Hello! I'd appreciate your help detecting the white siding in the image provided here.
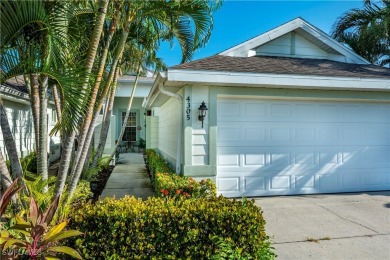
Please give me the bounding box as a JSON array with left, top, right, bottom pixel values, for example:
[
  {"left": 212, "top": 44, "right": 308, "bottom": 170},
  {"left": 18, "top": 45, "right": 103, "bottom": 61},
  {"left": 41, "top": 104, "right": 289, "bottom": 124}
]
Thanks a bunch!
[
  {"left": 191, "top": 86, "right": 209, "bottom": 165},
  {"left": 146, "top": 116, "right": 158, "bottom": 149},
  {"left": 0, "top": 99, "right": 60, "bottom": 162},
  {"left": 154, "top": 96, "right": 180, "bottom": 165},
  {"left": 0, "top": 100, "right": 35, "bottom": 158},
  {"left": 255, "top": 32, "right": 345, "bottom": 61}
]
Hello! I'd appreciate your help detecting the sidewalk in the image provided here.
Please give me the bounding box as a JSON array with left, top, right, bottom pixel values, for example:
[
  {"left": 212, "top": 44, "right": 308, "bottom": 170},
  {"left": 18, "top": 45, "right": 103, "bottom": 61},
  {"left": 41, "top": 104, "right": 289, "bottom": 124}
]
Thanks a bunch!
[{"left": 101, "top": 153, "right": 155, "bottom": 200}]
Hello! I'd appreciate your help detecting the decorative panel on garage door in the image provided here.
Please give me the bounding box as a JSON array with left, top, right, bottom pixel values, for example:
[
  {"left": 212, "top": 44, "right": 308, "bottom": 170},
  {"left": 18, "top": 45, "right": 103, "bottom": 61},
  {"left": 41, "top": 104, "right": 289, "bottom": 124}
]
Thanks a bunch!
[{"left": 217, "top": 98, "right": 390, "bottom": 197}]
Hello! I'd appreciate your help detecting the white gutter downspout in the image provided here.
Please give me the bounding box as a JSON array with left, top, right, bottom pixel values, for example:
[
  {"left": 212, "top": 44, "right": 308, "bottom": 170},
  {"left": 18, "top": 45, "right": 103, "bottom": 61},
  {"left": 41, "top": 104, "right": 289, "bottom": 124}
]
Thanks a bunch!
[{"left": 158, "top": 83, "right": 183, "bottom": 174}]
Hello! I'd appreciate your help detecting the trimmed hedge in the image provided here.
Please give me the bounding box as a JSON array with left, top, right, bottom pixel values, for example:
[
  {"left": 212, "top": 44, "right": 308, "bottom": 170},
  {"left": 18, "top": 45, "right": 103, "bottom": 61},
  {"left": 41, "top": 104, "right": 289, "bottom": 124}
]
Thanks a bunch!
[
  {"left": 145, "top": 149, "right": 216, "bottom": 199},
  {"left": 68, "top": 196, "right": 275, "bottom": 259}
]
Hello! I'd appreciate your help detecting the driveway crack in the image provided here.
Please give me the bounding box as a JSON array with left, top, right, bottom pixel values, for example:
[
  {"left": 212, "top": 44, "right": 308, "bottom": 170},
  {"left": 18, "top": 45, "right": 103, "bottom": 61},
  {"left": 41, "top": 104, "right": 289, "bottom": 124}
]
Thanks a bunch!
[{"left": 316, "top": 204, "right": 380, "bottom": 235}]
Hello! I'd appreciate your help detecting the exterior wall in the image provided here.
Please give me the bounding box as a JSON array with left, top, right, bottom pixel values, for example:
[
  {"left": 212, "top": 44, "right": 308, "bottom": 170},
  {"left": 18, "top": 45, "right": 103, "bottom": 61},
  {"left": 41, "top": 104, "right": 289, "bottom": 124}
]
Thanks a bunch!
[
  {"left": 93, "top": 115, "right": 116, "bottom": 154},
  {"left": 0, "top": 98, "right": 60, "bottom": 163},
  {"left": 182, "top": 85, "right": 215, "bottom": 180},
  {"left": 255, "top": 32, "right": 345, "bottom": 61},
  {"left": 113, "top": 97, "right": 146, "bottom": 142},
  {"left": 153, "top": 94, "right": 181, "bottom": 168},
  {"left": 146, "top": 116, "right": 158, "bottom": 149}
]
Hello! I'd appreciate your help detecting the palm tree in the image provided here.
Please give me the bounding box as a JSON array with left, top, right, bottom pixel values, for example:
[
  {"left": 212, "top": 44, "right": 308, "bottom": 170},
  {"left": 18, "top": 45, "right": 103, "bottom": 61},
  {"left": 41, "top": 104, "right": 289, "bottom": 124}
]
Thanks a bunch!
[
  {"left": 332, "top": 0, "right": 390, "bottom": 66},
  {"left": 0, "top": 95, "right": 23, "bottom": 179},
  {"left": 66, "top": 0, "right": 221, "bottom": 201},
  {"left": 0, "top": 0, "right": 100, "bottom": 193}
]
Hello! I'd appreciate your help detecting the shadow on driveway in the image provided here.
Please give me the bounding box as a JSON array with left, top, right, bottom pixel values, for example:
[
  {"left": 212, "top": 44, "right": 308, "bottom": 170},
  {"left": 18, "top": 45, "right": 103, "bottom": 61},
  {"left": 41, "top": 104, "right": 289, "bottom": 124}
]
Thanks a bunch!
[{"left": 254, "top": 191, "right": 390, "bottom": 260}]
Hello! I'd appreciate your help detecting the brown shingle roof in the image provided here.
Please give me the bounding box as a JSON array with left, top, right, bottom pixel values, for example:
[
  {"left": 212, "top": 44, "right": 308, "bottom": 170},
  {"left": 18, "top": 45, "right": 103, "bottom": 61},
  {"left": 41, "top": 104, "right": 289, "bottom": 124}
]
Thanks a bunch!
[{"left": 171, "top": 55, "right": 390, "bottom": 79}]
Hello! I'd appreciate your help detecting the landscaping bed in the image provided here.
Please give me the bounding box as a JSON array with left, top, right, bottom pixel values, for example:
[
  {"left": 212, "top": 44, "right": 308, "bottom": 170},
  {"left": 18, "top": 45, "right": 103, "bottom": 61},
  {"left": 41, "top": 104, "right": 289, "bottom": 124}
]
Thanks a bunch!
[{"left": 66, "top": 150, "right": 275, "bottom": 259}]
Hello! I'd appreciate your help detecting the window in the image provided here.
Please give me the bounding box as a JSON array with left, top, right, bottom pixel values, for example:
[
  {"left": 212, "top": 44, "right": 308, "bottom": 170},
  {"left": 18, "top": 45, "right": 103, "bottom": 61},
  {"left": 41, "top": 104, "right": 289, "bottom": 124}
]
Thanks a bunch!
[
  {"left": 122, "top": 112, "right": 136, "bottom": 142},
  {"left": 51, "top": 110, "right": 57, "bottom": 124}
]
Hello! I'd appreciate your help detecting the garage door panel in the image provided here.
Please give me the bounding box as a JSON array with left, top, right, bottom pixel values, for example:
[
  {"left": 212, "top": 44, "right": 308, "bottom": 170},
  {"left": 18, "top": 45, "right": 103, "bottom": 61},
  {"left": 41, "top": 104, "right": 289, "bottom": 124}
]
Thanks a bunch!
[{"left": 217, "top": 98, "right": 390, "bottom": 197}]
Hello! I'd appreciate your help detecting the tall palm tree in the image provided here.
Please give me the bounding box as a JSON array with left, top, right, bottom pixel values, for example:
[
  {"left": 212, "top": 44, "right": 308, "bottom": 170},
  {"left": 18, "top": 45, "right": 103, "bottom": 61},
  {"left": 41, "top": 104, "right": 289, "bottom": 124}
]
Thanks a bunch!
[
  {"left": 332, "top": 0, "right": 390, "bottom": 66},
  {"left": 0, "top": 0, "right": 98, "bottom": 192},
  {"left": 66, "top": 0, "right": 221, "bottom": 201}
]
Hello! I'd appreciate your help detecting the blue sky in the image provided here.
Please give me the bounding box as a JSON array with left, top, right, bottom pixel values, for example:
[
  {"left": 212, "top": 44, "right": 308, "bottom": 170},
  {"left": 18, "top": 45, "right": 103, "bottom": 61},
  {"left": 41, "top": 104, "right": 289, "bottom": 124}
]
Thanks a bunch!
[{"left": 158, "top": 0, "right": 364, "bottom": 67}]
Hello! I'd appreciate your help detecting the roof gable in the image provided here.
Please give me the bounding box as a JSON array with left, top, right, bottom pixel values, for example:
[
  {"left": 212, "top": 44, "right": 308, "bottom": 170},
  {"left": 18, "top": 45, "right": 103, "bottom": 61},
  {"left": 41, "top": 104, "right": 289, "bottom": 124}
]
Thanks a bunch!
[{"left": 219, "top": 18, "right": 369, "bottom": 64}]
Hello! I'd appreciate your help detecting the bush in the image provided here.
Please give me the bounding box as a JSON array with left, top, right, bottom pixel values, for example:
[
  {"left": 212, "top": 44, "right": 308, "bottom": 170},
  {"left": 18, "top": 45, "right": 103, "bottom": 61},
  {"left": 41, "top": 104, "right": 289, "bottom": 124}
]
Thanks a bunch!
[
  {"left": 155, "top": 172, "right": 216, "bottom": 199},
  {"left": 67, "top": 196, "right": 275, "bottom": 259},
  {"left": 146, "top": 149, "right": 216, "bottom": 199}
]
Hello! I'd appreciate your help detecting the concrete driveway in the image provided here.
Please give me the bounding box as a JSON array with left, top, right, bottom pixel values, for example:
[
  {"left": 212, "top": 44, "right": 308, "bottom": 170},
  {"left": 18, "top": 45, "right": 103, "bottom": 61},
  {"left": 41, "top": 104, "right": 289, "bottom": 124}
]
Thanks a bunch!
[{"left": 254, "top": 191, "right": 390, "bottom": 260}]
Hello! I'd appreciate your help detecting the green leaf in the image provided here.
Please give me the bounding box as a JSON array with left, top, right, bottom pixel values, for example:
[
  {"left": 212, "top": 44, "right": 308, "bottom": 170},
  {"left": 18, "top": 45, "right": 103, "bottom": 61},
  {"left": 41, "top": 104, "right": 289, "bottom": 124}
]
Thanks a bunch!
[
  {"left": 3, "top": 238, "right": 26, "bottom": 250},
  {"left": 15, "top": 215, "right": 30, "bottom": 226},
  {"left": 43, "top": 221, "right": 67, "bottom": 241},
  {"left": 47, "top": 246, "right": 82, "bottom": 259},
  {"left": 45, "top": 257, "right": 61, "bottom": 260},
  {"left": 44, "top": 230, "right": 83, "bottom": 243}
]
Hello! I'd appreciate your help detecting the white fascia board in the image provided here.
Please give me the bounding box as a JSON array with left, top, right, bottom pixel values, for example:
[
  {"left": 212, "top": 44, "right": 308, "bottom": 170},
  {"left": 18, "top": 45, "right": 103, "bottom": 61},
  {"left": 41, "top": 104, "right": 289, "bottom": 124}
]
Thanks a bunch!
[
  {"left": 220, "top": 18, "right": 369, "bottom": 65},
  {"left": 118, "top": 78, "right": 155, "bottom": 84},
  {"left": 299, "top": 22, "right": 369, "bottom": 64},
  {"left": 144, "top": 72, "right": 167, "bottom": 108},
  {"left": 167, "top": 69, "right": 390, "bottom": 91},
  {"left": 220, "top": 19, "right": 301, "bottom": 56}
]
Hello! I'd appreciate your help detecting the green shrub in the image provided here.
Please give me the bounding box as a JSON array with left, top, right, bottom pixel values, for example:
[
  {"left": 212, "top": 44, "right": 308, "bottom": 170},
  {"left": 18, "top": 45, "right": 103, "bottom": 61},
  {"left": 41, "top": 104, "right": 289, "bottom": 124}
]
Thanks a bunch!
[
  {"left": 155, "top": 172, "right": 216, "bottom": 199},
  {"left": 67, "top": 196, "right": 275, "bottom": 259},
  {"left": 146, "top": 149, "right": 216, "bottom": 199}
]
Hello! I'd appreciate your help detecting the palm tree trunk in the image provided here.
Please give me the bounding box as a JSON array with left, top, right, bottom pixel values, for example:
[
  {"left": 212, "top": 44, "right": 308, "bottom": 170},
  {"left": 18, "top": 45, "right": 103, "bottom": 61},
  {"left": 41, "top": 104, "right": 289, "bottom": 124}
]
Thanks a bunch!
[
  {"left": 69, "top": 8, "right": 121, "bottom": 179},
  {"left": 53, "top": 131, "right": 75, "bottom": 198},
  {"left": 38, "top": 75, "right": 48, "bottom": 191},
  {"left": 91, "top": 64, "right": 120, "bottom": 168},
  {"left": 0, "top": 148, "right": 13, "bottom": 191},
  {"left": 52, "top": 83, "right": 62, "bottom": 124},
  {"left": 30, "top": 74, "right": 40, "bottom": 151},
  {"left": 0, "top": 96, "right": 23, "bottom": 179},
  {"left": 67, "top": 14, "right": 134, "bottom": 201},
  {"left": 110, "top": 64, "right": 141, "bottom": 159},
  {"left": 53, "top": 0, "right": 109, "bottom": 198}
]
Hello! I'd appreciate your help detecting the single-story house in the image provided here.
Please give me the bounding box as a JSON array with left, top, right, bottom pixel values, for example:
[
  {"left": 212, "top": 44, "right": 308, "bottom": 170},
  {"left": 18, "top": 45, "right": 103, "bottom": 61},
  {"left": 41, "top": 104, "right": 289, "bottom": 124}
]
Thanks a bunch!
[
  {"left": 144, "top": 17, "right": 390, "bottom": 197},
  {"left": 93, "top": 75, "right": 154, "bottom": 154},
  {"left": 0, "top": 77, "right": 60, "bottom": 163}
]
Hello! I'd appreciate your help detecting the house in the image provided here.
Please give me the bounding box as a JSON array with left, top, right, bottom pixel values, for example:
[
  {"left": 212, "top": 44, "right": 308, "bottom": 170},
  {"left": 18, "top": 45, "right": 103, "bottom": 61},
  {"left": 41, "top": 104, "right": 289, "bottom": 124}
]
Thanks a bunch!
[
  {"left": 144, "top": 18, "right": 390, "bottom": 197},
  {"left": 0, "top": 74, "right": 154, "bottom": 164},
  {"left": 0, "top": 77, "right": 61, "bottom": 163},
  {"left": 94, "top": 75, "right": 154, "bottom": 154}
]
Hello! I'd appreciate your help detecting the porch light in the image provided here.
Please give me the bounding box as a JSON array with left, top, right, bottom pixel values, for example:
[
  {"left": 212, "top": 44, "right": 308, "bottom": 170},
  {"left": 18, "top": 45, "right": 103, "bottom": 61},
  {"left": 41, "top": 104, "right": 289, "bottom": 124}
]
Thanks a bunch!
[{"left": 198, "top": 101, "right": 208, "bottom": 128}]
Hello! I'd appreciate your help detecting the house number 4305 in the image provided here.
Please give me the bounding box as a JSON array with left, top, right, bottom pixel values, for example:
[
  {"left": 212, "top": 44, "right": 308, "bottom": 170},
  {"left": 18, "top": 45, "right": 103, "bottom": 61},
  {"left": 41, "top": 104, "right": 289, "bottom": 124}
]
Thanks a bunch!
[{"left": 186, "top": 96, "right": 191, "bottom": 120}]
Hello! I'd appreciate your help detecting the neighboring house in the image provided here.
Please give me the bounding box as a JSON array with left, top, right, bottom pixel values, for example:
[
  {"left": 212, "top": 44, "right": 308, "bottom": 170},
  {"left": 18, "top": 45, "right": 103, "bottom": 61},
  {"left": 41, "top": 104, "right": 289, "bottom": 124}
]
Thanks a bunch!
[
  {"left": 145, "top": 18, "right": 390, "bottom": 197},
  {"left": 0, "top": 77, "right": 61, "bottom": 163},
  {"left": 94, "top": 75, "right": 154, "bottom": 154}
]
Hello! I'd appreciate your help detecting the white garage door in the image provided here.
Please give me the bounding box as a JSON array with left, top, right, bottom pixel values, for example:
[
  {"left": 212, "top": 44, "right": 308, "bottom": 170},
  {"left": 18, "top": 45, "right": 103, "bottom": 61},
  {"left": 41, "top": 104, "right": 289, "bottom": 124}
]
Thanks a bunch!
[{"left": 217, "top": 97, "right": 390, "bottom": 197}]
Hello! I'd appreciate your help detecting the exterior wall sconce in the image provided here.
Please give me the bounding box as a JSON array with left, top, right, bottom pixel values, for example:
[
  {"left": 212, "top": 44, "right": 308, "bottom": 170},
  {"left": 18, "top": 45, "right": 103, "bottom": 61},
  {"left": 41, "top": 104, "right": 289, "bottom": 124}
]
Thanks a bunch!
[{"left": 198, "top": 101, "right": 208, "bottom": 128}]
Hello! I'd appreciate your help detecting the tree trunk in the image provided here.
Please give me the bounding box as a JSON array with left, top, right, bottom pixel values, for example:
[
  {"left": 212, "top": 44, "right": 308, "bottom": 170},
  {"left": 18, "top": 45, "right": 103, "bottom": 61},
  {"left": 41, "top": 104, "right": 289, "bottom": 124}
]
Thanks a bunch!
[
  {"left": 91, "top": 64, "right": 120, "bottom": 168},
  {"left": 0, "top": 96, "right": 23, "bottom": 179},
  {"left": 54, "top": 0, "right": 109, "bottom": 197},
  {"left": 0, "top": 148, "right": 13, "bottom": 191},
  {"left": 81, "top": 135, "right": 93, "bottom": 178},
  {"left": 67, "top": 15, "right": 133, "bottom": 201},
  {"left": 52, "top": 83, "right": 62, "bottom": 124},
  {"left": 53, "top": 131, "right": 75, "bottom": 198},
  {"left": 110, "top": 64, "right": 141, "bottom": 159},
  {"left": 38, "top": 75, "right": 48, "bottom": 192},
  {"left": 69, "top": 8, "right": 121, "bottom": 179},
  {"left": 30, "top": 74, "right": 40, "bottom": 151}
]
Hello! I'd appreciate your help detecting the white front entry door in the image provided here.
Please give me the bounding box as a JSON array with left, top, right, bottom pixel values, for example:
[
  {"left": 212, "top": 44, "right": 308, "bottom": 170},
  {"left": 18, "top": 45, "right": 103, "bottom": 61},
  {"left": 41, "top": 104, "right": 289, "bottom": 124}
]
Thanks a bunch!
[{"left": 217, "top": 97, "right": 390, "bottom": 197}]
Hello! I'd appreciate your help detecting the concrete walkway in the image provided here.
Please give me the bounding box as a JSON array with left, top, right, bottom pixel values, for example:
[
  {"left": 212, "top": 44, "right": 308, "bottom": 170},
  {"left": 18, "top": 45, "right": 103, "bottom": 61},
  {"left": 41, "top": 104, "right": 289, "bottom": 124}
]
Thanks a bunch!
[
  {"left": 254, "top": 191, "right": 390, "bottom": 260},
  {"left": 101, "top": 153, "right": 154, "bottom": 200}
]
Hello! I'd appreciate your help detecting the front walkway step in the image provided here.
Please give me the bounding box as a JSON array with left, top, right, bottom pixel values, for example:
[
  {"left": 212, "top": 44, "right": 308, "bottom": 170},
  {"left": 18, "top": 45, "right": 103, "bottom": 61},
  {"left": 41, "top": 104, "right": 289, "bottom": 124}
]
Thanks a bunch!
[{"left": 101, "top": 153, "right": 154, "bottom": 200}]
